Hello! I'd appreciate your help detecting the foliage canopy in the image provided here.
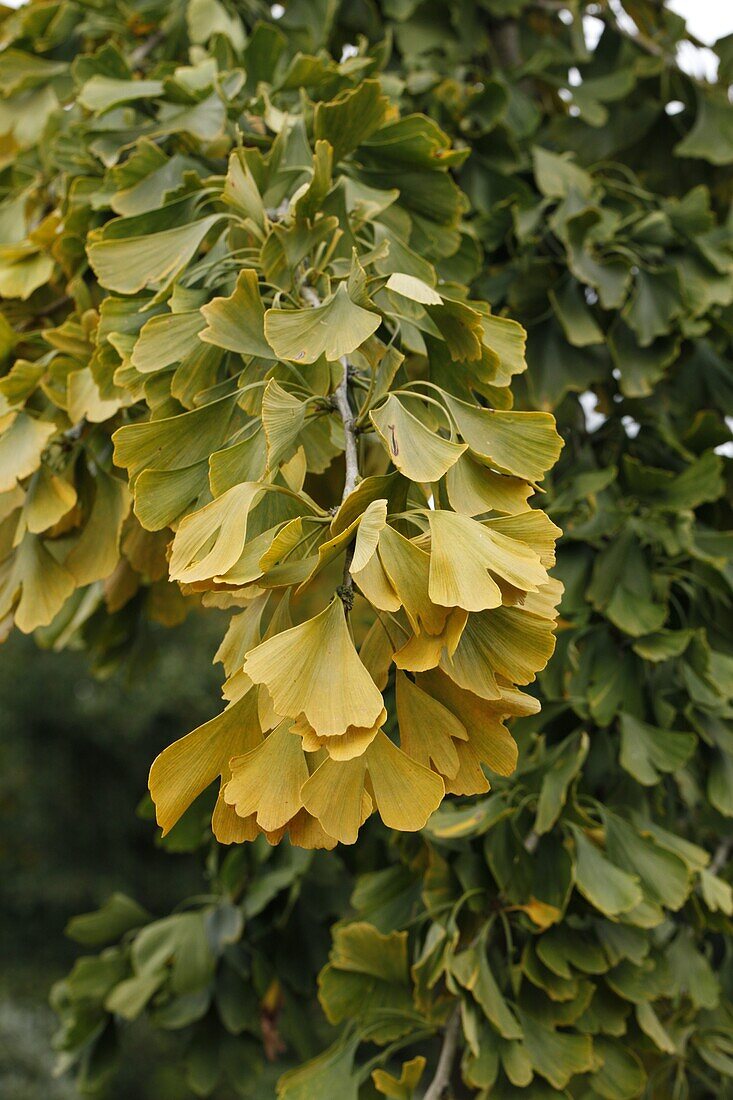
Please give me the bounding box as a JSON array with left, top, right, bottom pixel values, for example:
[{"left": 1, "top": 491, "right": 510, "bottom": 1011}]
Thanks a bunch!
[{"left": 0, "top": 0, "right": 732, "bottom": 1097}]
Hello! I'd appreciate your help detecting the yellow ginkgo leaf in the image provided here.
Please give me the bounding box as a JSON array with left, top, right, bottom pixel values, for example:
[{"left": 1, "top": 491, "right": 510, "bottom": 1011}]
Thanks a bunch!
[
  {"left": 0, "top": 412, "right": 55, "bottom": 493},
  {"left": 442, "top": 598, "right": 557, "bottom": 698},
  {"left": 378, "top": 524, "right": 450, "bottom": 636},
  {"left": 486, "top": 510, "right": 562, "bottom": 569},
  {"left": 439, "top": 611, "right": 502, "bottom": 700},
  {"left": 168, "top": 482, "right": 262, "bottom": 584},
  {"left": 427, "top": 511, "right": 502, "bottom": 612},
  {"left": 393, "top": 607, "right": 467, "bottom": 673},
  {"left": 385, "top": 272, "right": 442, "bottom": 305},
  {"left": 519, "top": 576, "right": 564, "bottom": 618},
  {"left": 292, "top": 707, "right": 387, "bottom": 761},
  {"left": 296, "top": 499, "right": 388, "bottom": 593},
  {"left": 395, "top": 672, "right": 466, "bottom": 779},
  {"left": 265, "top": 808, "right": 338, "bottom": 851},
  {"left": 212, "top": 790, "right": 260, "bottom": 845},
  {"left": 371, "top": 393, "right": 466, "bottom": 483},
  {"left": 301, "top": 755, "right": 373, "bottom": 844},
  {"left": 224, "top": 720, "right": 309, "bottom": 832},
  {"left": 0, "top": 485, "right": 24, "bottom": 524},
  {"left": 149, "top": 689, "right": 262, "bottom": 835},
  {"left": 365, "top": 730, "right": 445, "bottom": 832},
  {"left": 257, "top": 682, "right": 282, "bottom": 733},
  {"left": 23, "top": 466, "right": 77, "bottom": 535},
  {"left": 214, "top": 595, "right": 268, "bottom": 701},
  {"left": 330, "top": 473, "right": 405, "bottom": 535},
  {"left": 351, "top": 499, "right": 388, "bottom": 573},
  {"left": 66, "top": 470, "right": 131, "bottom": 586},
  {"left": 480, "top": 313, "right": 528, "bottom": 386},
  {"left": 359, "top": 617, "right": 395, "bottom": 692},
  {"left": 0, "top": 532, "right": 75, "bottom": 633},
  {"left": 302, "top": 730, "right": 443, "bottom": 842},
  {"left": 445, "top": 738, "right": 492, "bottom": 797},
  {"left": 352, "top": 547, "right": 401, "bottom": 612},
  {"left": 67, "top": 367, "right": 125, "bottom": 424},
  {"left": 489, "top": 602, "right": 559, "bottom": 682},
  {"left": 419, "top": 668, "right": 518, "bottom": 778},
  {"left": 445, "top": 393, "right": 563, "bottom": 482},
  {"left": 242, "top": 597, "right": 385, "bottom": 737},
  {"left": 428, "top": 511, "right": 548, "bottom": 611},
  {"left": 446, "top": 452, "right": 533, "bottom": 517}
]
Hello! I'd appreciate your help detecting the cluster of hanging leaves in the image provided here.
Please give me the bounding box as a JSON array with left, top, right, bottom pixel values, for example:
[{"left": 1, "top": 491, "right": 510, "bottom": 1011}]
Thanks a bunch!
[
  {"left": 2, "top": 0, "right": 732, "bottom": 1097},
  {"left": 0, "top": 0, "right": 563, "bottom": 857}
]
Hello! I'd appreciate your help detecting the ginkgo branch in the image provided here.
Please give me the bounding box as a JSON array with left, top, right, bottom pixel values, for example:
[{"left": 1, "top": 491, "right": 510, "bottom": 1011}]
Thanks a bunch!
[
  {"left": 335, "top": 357, "right": 359, "bottom": 504},
  {"left": 422, "top": 1005, "right": 461, "bottom": 1100},
  {"left": 130, "top": 29, "right": 164, "bottom": 67},
  {"left": 710, "top": 838, "right": 733, "bottom": 876},
  {"left": 300, "top": 284, "right": 360, "bottom": 602}
]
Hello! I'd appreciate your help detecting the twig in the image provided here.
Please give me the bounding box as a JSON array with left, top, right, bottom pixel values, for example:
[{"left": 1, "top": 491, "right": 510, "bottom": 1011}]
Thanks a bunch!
[
  {"left": 17, "top": 293, "right": 73, "bottom": 331},
  {"left": 301, "top": 285, "right": 360, "bottom": 607},
  {"left": 130, "top": 29, "right": 164, "bottom": 68},
  {"left": 266, "top": 199, "right": 291, "bottom": 222},
  {"left": 710, "top": 838, "right": 733, "bottom": 877},
  {"left": 335, "top": 358, "right": 359, "bottom": 504},
  {"left": 334, "top": 357, "right": 358, "bottom": 609},
  {"left": 423, "top": 1006, "right": 461, "bottom": 1100}
]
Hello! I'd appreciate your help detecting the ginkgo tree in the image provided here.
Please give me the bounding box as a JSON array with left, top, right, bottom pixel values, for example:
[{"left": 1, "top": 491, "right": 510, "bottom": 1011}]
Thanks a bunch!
[
  {"left": 0, "top": 11, "right": 561, "bottom": 852},
  {"left": 2, "top": 0, "right": 732, "bottom": 1098}
]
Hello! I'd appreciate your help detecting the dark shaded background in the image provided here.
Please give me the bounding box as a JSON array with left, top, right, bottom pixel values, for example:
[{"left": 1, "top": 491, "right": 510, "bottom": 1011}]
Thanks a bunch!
[{"left": 0, "top": 616, "right": 225, "bottom": 1099}]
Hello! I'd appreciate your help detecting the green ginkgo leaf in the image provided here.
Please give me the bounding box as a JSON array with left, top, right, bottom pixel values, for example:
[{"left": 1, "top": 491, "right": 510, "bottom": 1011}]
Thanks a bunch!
[
  {"left": 113, "top": 395, "right": 238, "bottom": 481},
  {"left": 78, "top": 76, "right": 165, "bottom": 113},
  {"left": 570, "top": 826, "right": 643, "bottom": 917},
  {"left": 88, "top": 214, "right": 223, "bottom": 294},
  {"left": 131, "top": 311, "right": 206, "bottom": 373},
  {"left": 264, "top": 283, "right": 380, "bottom": 364},
  {"left": 314, "top": 79, "right": 392, "bottom": 162},
  {"left": 199, "top": 269, "right": 274, "bottom": 358}
]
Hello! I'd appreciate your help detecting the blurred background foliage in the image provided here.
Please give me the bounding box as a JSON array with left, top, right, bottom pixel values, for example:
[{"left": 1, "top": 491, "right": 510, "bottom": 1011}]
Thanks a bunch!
[{"left": 0, "top": 616, "right": 224, "bottom": 1099}]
